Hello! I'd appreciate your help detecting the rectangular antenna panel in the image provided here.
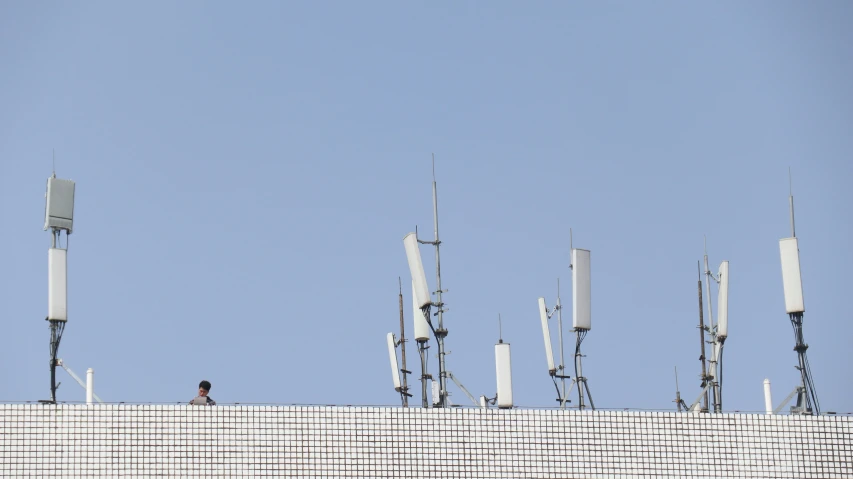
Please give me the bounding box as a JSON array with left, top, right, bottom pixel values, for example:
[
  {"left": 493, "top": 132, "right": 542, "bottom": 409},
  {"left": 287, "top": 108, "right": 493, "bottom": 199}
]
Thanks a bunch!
[
  {"left": 538, "top": 297, "right": 556, "bottom": 373},
  {"left": 412, "top": 281, "right": 430, "bottom": 341},
  {"left": 779, "top": 238, "right": 804, "bottom": 313},
  {"left": 386, "top": 333, "right": 401, "bottom": 391},
  {"left": 48, "top": 248, "right": 68, "bottom": 321},
  {"left": 572, "top": 249, "right": 591, "bottom": 330},
  {"left": 403, "top": 233, "right": 431, "bottom": 308},
  {"left": 431, "top": 380, "right": 440, "bottom": 407},
  {"left": 495, "top": 343, "right": 513, "bottom": 409},
  {"left": 716, "top": 261, "right": 729, "bottom": 339},
  {"left": 44, "top": 177, "right": 75, "bottom": 233}
]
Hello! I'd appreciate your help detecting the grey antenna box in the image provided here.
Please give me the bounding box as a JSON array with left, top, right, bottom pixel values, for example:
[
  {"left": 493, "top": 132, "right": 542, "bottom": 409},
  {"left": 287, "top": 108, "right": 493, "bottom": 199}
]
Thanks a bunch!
[{"left": 44, "top": 177, "right": 75, "bottom": 233}]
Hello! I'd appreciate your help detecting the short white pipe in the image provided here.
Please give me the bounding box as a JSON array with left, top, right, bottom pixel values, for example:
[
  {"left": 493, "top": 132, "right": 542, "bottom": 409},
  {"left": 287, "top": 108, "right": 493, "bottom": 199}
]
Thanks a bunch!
[
  {"left": 86, "top": 368, "right": 94, "bottom": 405},
  {"left": 763, "top": 378, "right": 773, "bottom": 415}
]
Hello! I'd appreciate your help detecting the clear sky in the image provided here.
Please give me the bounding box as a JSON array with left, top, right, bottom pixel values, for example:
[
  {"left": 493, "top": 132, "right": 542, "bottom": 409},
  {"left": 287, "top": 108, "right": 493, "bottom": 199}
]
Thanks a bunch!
[{"left": 1, "top": 2, "right": 851, "bottom": 413}]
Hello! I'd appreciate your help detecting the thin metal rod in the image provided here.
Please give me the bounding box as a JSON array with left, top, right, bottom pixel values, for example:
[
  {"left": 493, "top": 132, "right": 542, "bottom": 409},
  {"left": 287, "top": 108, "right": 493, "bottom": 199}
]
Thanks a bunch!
[
  {"left": 789, "top": 167, "right": 796, "bottom": 238},
  {"left": 418, "top": 342, "right": 429, "bottom": 408},
  {"left": 49, "top": 321, "right": 63, "bottom": 403},
  {"left": 557, "top": 279, "right": 566, "bottom": 409},
  {"left": 398, "top": 278, "right": 408, "bottom": 407},
  {"left": 697, "top": 261, "right": 709, "bottom": 413},
  {"left": 703, "top": 237, "right": 720, "bottom": 413},
  {"left": 576, "top": 345, "right": 584, "bottom": 410},
  {"left": 582, "top": 378, "right": 595, "bottom": 410},
  {"left": 674, "top": 367, "right": 683, "bottom": 412},
  {"left": 431, "top": 154, "right": 448, "bottom": 407},
  {"left": 703, "top": 238, "right": 715, "bottom": 330}
]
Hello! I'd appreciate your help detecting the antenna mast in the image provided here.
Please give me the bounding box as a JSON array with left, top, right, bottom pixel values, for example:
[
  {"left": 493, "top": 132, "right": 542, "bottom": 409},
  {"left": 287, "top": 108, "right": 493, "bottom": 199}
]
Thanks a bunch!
[
  {"left": 570, "top": 238, "right": 594, "bottom": 410},
  {"left": 40, "top": 173, "right": 75, "bottom": 404},
  {"left": 688, "top": 240, "right": 730, "bottom": 414},
  {"left": 702, "top": 238, "right": 720, "bottom": 413},
  {"left": 776, "top": 171, "right": 820, "bottom": 415},
  {"left": 696, "top": 261, "right": 710, "bottom": 413},
  {"left": 397, "top": 278, "right": 411, "bottom": 406},
  {"left": 417, "top": 154, "right": 449, "bottom": 407}
]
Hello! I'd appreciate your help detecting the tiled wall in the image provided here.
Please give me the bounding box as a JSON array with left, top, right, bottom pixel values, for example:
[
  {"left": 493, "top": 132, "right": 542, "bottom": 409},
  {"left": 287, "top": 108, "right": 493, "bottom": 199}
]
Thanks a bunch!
[{"left": 0, "top": 404, "right": 850, "bottom": 478}]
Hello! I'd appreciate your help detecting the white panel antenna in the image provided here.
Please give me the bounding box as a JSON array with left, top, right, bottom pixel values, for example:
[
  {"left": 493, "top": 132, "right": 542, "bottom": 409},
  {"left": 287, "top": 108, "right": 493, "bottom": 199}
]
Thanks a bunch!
[
  {"left": 572, "top": 248, "right": 591, "bottom": 331},
  {"left": 48, "top": 248, "right": 68, "bottom": 321},
  {"left": 44, "top": 177, "right": 75, "bottom": 233},
  {"left": 538, "top": 297, "right": 556, "bottom": 374},
  {"left": 403, "top": 233, "right": 431, "bottom": 309},
  {"left": 716, "top": 261, "right": 729, "bottom": 339},
  {"left": 763, "top": 379, "right": 773, "bottom": 415},
  {"left": 495, "top": 341, "right": 513, "bottom": 409},
  {"left": 42, "top": 172, "right": 75, "bottom": 405},
  {"left": 412, "top": 281, "right": 430, "bottom": 341},
  {"left": 431, "top": 380, "right": 440, "bottom": 406},
  {"left": 779, "top": 238, "right": 804, "bottom": 314},
  {"left": 773, "top": 173, "right": 819, "bottom": 415},
  {"left": 386, "top": 333, "right": 401, "bottom": 391}
]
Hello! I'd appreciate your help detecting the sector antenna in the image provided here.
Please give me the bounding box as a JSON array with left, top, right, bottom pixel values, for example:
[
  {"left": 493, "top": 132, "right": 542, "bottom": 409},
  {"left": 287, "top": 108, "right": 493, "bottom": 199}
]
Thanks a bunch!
[{"left": 41, "top": 173, "right": 75, "bottom": 404}]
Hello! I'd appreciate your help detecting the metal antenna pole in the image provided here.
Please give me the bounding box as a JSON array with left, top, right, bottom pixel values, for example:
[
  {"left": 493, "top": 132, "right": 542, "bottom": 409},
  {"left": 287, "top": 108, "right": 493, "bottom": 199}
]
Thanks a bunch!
[
  {"left": 398, "top": 278, "right": 409, "bottom": 407},
  {"left": 783, "top": 176, "right": 819, "bottom": 415},
  {"left": 417, "top": 341, "right": 430, "bottom": 408},
  {"left": 573, "top": 332, "right": 594, "bottom": 410},
  {"left": 556, "top": 278, "right": 567, "bottom": 409},
  {"left": 419, "top": 154, "right": 449, "bottom": 407},
  {"left": 674, "top": 367, "right": 686, "bottom": 412},
  {"left": 789, "top": 167, "right": 796, "bottom": 238},
  {"left": 703, "top": 237, "right": 721, "bottom": 413},
  {"left": 696, "top": 262, "right": 709, "bottom": 413},
  {"left": 47, "top": 228, "right": 65, "bottom": 404}
]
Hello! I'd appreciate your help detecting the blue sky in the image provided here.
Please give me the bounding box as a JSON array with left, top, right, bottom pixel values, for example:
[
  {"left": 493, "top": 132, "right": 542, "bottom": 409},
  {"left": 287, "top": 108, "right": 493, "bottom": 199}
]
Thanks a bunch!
[{"left": 1, "top": 2, "right": 851, "bottom": 412}]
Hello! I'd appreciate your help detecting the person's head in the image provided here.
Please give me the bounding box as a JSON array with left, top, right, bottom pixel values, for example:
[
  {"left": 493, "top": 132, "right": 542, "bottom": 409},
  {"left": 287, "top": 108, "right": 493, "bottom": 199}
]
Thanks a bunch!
[{"left": 198, "top": 380, "right": 212, "bottom": 397}]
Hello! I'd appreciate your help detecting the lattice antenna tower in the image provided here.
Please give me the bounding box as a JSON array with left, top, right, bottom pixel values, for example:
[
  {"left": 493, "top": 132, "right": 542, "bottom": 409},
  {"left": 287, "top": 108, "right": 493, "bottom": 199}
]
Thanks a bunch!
[
  {"left": 40, "top": 168, "right": 75, "bottom": 404},
  {"left": 773, "top": 170, "right": 820, "bottom": 415}
]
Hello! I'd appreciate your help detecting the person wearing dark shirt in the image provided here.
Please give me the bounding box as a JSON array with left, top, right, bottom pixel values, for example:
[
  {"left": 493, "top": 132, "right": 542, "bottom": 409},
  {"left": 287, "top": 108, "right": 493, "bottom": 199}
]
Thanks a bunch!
[{"left": 189, "top": 380, "right": 216, "bottom": 406}]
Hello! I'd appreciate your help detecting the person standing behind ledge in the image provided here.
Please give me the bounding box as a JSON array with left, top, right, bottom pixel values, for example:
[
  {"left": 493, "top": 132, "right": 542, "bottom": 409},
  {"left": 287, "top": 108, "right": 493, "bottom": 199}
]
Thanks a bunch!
[{"left": 190, "top": 380, "right": 216, "bottom": 406}]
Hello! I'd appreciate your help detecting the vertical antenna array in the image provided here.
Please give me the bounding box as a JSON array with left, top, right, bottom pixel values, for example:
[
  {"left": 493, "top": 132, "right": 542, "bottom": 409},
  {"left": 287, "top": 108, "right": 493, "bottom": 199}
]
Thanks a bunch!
[
  {"left": 775, "top": 171, "right": 820, "bottom": 415},
  {"left": 688, "top": 239, "right": 730, "bottom": 413},
  {"left": 536, "top": 230, "right": 595, "bottom": 410},
  {"left": 399, "top": 156, "right": 475, "bottom": 408},
  {"left": 695, "top": 262, "right": 710, "bottom": 413},
  {"left": 41, "top": 171, "right": 76, "bottom": 404},
  {"left": 425, "top": 154, "right": 450, "bottom": 407},
  {"left": 570, "top": 244, "right": 594, "bottom": 410}
]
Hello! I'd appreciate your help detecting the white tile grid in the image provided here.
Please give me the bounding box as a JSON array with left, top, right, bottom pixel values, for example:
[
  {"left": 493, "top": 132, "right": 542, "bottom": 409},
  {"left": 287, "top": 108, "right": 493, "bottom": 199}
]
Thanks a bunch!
[{"left": 0, "top": 405, "right": 850, "bottom": 477}]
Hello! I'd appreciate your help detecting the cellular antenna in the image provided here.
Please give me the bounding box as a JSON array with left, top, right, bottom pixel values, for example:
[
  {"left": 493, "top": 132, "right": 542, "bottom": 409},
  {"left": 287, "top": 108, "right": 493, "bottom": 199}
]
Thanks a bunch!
[
  {"left": 40, "top": 173, "right": 76, "bottom": 404},
  {"left": 398, "top": 156, "right": 472, "bottom": 408},
  {"left": 387, "top": 332, "right": 402, "bottom": 394},
  {"left": 689, "top": 239, "right": 730, "bottom": 413},
  {"left": 538, "top": 282, "right": 571, "bottom": 408},
  {"left": 570, "top": 245, "right": 594, "bottom": 410},
  {"left": 394, "top": 278, "right": 412, "bottom": 406},
  {"left": 494, "top": 333, "right": 513, "bottom": 409},
  {"left": 775, "top": 171, "right": 820, "bottom": 415}
]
